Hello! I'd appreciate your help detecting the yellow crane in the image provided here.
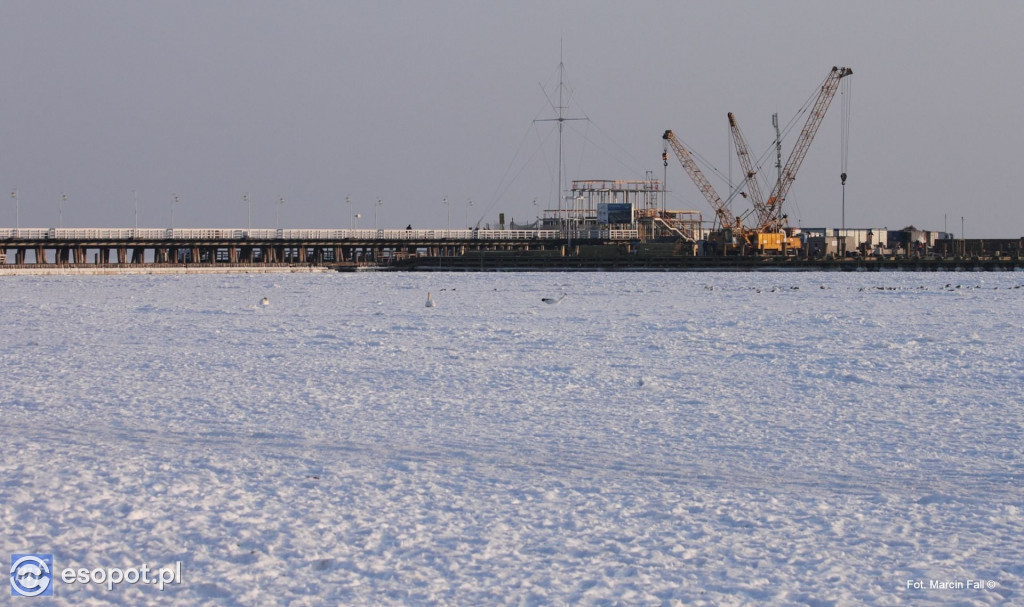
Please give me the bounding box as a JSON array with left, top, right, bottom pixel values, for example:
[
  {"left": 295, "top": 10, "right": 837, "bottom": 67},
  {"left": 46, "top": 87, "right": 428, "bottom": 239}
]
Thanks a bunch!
[
  {"left": 727, "top": 66, "right": 852, "bottom": 253},
  {"left": 664, "top": 67, "right": 851, "bottom": 255},
  {"left": 762, "top": 66, "right": 853, "bottom": 233},
  {"left": 729, "top": 111, "right": 801, "bottom": 253}
]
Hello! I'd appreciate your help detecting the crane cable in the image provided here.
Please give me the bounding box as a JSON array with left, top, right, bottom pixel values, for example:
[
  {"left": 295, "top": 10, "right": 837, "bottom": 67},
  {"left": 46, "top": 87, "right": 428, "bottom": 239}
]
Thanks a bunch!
[
  {"left": 840, "top": 75, "right": 852, "bottom": 230},
  {"left": 841, "top": 74, "right": 851, "bottom": 185},
  {"left": 749, "top": 70, "right": 832, "bottom": 193}
]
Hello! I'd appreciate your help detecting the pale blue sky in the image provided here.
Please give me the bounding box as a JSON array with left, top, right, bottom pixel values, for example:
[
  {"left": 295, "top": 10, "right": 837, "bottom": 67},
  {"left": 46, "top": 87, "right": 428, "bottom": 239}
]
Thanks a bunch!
[{"left": 2, "top": 1, "right": 1022, "bottom": 236}]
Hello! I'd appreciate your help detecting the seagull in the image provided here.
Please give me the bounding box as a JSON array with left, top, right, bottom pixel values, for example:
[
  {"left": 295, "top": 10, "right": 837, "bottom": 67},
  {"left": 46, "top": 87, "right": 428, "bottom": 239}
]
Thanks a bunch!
[
  {"left": 542, "top": 293, "right": 567, "bottom": 305},
  {"left": 260, "top": 297, "right": 270, "bottom": 306},
  {"left": 425, "top": 292, "right": 435, "bottom": 308}
]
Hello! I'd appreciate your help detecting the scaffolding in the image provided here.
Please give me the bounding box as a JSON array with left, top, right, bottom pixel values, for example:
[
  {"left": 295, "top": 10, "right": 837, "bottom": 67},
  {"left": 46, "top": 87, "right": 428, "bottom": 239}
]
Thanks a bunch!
[
  {"left": 537, "top": 177, "right": 701, "bottom": 242},
  {"left": 541, "top": 179, "right": 662, "bottom": 227}
]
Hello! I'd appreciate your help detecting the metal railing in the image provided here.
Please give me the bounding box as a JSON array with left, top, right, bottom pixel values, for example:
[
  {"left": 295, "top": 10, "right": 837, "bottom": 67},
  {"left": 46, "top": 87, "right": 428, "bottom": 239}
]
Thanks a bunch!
[
  {"left": 1, "top": 227, "right": 639, "bottom": 241},
  {"left": 566, "top": 229, "right": 639, "bottom": 240},
  {"left": 0, "top": 228, "right": 619, "bottom": 241}
]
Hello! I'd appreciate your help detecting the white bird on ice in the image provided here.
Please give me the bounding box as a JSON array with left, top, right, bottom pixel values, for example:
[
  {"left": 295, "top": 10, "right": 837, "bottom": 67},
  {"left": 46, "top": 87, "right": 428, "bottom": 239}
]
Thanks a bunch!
[
  {"left": 425, "top": 292, "right": 435, "bottom": 308},
  {"left": 261, "top": 297, "right": 270, "bottom": 306},
  {"left": 542, "top": 293, "right": 567, "bottom": 305}
]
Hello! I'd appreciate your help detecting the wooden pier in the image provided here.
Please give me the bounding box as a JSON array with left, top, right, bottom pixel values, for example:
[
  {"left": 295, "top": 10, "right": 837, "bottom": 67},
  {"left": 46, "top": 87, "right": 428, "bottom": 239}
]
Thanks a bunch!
[
  {"left": 0, "top": 227, "right": 635, "bottom": 269},
  {"left": 4, "top": 228, "right": 1020, "bottom": 273}
]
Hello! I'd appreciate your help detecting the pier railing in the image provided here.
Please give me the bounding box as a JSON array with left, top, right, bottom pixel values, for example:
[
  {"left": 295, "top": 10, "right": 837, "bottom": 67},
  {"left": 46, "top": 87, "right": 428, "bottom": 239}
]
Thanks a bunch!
[
  {"left": 0, "top": 228, "right": 583, "bottom": 241},
  {"left": 0, "top": 228, "right": 639, "bottom": 241}
]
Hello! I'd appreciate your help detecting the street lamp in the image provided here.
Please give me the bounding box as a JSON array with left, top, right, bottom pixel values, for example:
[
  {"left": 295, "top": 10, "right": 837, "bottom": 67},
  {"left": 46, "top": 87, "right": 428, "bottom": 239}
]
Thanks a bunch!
[
  {"left": 353, "top": 213, "right": 362, "bottom": 229},
  {"left": 243, "top": 193, "right": 251, "bottom": 232},
  {"left": 374, "top": 198, "right": 383, "bottom": 230},
  {"left": 465, "top": 198, "right": 473, "bottom": 228},
  {"left": 11, "top": 189, "right": 18, "bottom": 231},
  {"left": 443, "top": 196, "right": 450, "bottom": 232},
  {"left": 60, "top": 192, "right": 68, "bottom": 228},
  {"left": 133, "top": 189, "right": 139, "bottom": 230},
  {"left": 276, "top": 196, "right": 285, "bottom": 229},
  {"left": 170, "top": 194, "right": 179, "bottom": 229},
  {"left": 346, "top": 195, "right": 353, "bottom": 229}
]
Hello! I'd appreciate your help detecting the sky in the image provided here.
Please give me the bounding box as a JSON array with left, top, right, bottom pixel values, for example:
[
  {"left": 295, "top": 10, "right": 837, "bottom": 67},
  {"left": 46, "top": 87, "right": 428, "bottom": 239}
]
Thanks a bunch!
[{"left": 2, "top": 1, "right": 1022, "bottom": 237}]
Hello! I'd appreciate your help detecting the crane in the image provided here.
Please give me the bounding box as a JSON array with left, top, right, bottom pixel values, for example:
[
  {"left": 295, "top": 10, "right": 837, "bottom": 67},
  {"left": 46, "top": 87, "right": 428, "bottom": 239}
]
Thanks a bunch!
[
  {"left": 727, "top": 112, "right": 768, "bottom": 226},
  {"left": 761, "top": 66, "right": 852, "bottom": 232},
  {"left": 662, "top": 130, "right": 739, "bottom": 232},
  {"left": 729, "top": 111, "right": 802, "bottom": 253}
]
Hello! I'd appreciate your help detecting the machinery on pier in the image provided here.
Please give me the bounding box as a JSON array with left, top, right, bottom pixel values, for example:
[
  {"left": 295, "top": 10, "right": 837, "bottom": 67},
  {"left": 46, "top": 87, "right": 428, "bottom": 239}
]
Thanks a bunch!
[
  {"left": 727, "top": 112, "right": 800, "bottom": 253},
  {"left": 665, "top": 66, "right": 852, "bottom": 254}
]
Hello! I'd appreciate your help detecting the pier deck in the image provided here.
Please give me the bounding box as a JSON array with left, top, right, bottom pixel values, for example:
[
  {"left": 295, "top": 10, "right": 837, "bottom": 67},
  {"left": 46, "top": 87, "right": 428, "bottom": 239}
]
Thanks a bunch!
[
  {"left": 3, "top": 228, "right": 1020, "bottom": 272},
  {"left": 1, "top": 227, "right": 630, "bottom": 266}
]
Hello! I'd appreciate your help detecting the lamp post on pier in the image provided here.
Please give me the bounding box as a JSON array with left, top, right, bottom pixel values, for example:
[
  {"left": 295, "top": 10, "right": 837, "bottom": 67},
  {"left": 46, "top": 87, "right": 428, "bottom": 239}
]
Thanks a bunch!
[
  {"left": 170, "top": 194, "right": 179, "bottom": 229},
  {"left": 11, "top": 189, "right": 18, "bottom": 231}
]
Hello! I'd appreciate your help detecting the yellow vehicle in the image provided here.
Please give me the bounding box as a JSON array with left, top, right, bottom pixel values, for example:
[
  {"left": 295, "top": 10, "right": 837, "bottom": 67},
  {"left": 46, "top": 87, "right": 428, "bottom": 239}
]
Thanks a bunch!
[{"left": 750, "top": 231, "right": 801, "bottom": 254}]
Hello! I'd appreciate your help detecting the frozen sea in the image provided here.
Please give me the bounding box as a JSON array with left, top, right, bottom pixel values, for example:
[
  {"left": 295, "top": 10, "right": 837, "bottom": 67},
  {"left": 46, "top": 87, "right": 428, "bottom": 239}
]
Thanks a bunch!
[{"left": 2, "top": 271, "right": 1022, "bottom": 606}]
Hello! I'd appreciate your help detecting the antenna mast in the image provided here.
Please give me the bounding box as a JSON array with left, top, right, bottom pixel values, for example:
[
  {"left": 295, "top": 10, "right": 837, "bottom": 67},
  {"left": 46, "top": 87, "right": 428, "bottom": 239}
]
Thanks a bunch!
[{"left": 535, "top": 41, "right": 587, "bottom": 225}]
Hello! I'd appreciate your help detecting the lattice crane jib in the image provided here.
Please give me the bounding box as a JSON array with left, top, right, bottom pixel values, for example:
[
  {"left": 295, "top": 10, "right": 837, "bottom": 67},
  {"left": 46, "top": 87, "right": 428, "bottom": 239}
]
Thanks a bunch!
[
  {"left": 662, "top": 130, "right": 737, "bottom": 231},
  {"left": 727, "top": 112, "right": 769, "bottom": 227},
  {"left": 763, "top": 66, "right": 853, "bottom": 232}
]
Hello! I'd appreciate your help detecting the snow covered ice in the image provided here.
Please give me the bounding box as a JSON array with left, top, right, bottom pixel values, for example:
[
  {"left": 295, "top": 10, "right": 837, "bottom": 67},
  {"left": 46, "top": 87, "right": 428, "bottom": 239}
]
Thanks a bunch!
[{"left": 2, "top": 271, "right": 1022, "bottom": 605}]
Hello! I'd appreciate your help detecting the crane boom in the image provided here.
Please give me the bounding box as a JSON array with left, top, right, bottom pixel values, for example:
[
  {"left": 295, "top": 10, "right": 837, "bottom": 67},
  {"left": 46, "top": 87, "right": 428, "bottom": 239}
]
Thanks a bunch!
[
  {"left": 762, "top": 66, "right": 853, "bottom": 231},
  {"left": 727, "top": 112, "right": 768, "bottom": 226},
  {"left": 662, "top": 130, "right": 737, "bottom": 230}
]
